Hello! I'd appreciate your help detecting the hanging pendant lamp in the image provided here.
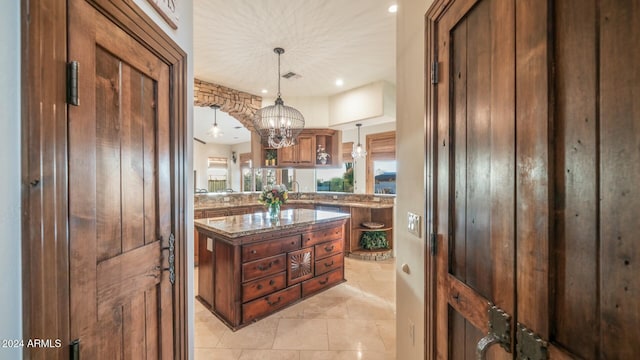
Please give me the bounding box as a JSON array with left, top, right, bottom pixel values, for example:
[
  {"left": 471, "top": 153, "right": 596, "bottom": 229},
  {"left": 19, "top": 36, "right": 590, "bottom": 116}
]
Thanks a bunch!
[
  {"left": 208, "top": 105, "right": 223, "bottom": 138},
  {"left": 252, "top": 47, "right": 305, "bottom": 148},
  {"left": 351, "top": 123, "right": 367, "bottom": 159}
]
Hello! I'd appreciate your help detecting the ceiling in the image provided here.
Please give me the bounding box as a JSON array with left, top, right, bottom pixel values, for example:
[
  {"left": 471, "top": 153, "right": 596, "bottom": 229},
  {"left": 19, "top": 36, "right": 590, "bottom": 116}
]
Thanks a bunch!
[
  {"left": 194, "top": 106, "right": 252, "bottom": 145},
  {"left": 193, "top": 0, "right": 397, "bottom": 98}
]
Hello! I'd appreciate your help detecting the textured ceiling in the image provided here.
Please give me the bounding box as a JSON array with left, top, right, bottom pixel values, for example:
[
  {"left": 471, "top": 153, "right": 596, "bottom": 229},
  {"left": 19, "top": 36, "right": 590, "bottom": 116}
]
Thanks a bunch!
[
  {"left": 193, "top": 0, "right": 397, "bottom": 98},
  {"left": 194, "top": 106, "right": 252, "bottom": 145}
]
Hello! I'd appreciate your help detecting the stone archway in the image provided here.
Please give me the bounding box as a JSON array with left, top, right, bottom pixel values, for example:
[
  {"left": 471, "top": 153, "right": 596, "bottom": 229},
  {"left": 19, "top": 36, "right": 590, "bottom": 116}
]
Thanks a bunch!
[{"left": 194, "top": 78, "right": 262, "bottom": 130}]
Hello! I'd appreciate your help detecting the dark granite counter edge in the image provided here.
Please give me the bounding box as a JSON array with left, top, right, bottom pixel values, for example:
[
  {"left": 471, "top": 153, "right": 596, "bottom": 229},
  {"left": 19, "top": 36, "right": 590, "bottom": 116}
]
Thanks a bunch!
[{"left": 195, "top": 200, "right": 394, "bottom": 211}]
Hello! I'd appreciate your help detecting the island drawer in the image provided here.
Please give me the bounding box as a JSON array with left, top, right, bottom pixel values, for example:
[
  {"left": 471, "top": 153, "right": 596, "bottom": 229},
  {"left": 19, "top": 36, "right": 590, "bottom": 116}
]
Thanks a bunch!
[
  {"left": 302, "top": 268, "right": 343, "bottom": 297},
  {"left": 314, "top": 253, "right": 343, "bottom": 276},
  {"left": 314, "top": 238, "right": 343, "bottom": 260},
  {"left": 302, "top": 225, "right": 343, "bottom": 247},
  {"left": 242, "top": 254, "right": 286, "bottom": 282},
  {"left": 242, "top": 235, "right": 301, "bottom": 262},
  {"left": 242, "top": 284, "right": 301, "bottom": 323},
  {"left": 242, "top": 272, "right": 286, "bottom": 303}
]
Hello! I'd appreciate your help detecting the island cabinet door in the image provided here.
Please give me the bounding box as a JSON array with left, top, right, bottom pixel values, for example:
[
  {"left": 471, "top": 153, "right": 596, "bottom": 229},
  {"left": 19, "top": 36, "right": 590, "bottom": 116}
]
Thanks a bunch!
[{"left": 287, "top": 248, "right": 314, "bottom": 285}]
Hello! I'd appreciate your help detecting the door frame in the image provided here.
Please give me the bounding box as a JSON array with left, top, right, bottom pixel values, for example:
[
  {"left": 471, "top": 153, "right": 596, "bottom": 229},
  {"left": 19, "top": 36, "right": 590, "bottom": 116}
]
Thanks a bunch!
[{"left": 21, "top": 0, "right": 189, "bottom": 358}]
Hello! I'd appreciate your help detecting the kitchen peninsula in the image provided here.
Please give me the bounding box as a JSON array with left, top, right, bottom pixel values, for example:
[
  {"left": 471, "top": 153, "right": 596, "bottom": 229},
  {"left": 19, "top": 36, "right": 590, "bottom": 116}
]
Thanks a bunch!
[{"left": 195, "top": 208, "right": 349, "bottom": 330}]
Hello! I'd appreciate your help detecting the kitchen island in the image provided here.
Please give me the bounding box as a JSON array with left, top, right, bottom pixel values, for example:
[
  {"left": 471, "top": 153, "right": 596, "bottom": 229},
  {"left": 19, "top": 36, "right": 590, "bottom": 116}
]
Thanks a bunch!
[{"left": 195, "top": 208, "right": 350, "bottom": 330}]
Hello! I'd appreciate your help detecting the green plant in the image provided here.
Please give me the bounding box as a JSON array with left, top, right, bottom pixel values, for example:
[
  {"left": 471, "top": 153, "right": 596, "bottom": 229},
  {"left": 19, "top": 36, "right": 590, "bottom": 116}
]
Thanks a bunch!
[
  {"left": 360, "top": 231, "right": 389, "bottom": 250},
  {"left": 265, "top": 149, "right": 277, "bottom": 160}
]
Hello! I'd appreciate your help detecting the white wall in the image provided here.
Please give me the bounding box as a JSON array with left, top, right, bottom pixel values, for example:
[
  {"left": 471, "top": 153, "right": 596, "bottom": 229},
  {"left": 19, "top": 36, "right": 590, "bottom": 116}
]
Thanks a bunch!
[
  {"left": 193, "top": 142, "right": 234, "bottom": 190},
  {"left": 230, "top": 142, "right": 252, "bottom": 191},
  {"left": 329, "top": 81, "right": 397, "bottom": 126},
  {"left": 396, "top": 0, "right": 433, "bottom": 359},
  {"left": 0, "top": 2, "right": 22, "bottom": 359}
]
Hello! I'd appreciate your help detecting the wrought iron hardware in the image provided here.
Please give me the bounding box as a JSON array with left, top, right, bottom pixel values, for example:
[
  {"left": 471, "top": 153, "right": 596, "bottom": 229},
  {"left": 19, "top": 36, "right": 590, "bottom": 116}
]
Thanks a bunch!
[
  {"left": 430, "top": 233, "right": 437, "bottom": 256},
  {"left": 516, "top": 323, "right": 548, "bottom": 360},
  {"left": 477, "top": 303, "right": 511, "bottom": 359},
  {"left": 431, "top": 61, "right": 439, "bottom": 84},
  {"left": 162, "top": 233, "right": 175, "bottom": 285},
  {"left": 69, "top": 339, "right": 79, "bottom": 360},
  {"left": 67, "top": 61, "right": 79, "bottom": 106}
]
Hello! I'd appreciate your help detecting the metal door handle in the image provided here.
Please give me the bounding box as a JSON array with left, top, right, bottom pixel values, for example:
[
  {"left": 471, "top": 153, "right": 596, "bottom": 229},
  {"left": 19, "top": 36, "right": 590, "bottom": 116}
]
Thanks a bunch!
[
  {"left": 476, "top": 303, "right": 511, "bottom": 359},
  {"left": 477, "top": 334, "right": 501, "bottom": 360}
]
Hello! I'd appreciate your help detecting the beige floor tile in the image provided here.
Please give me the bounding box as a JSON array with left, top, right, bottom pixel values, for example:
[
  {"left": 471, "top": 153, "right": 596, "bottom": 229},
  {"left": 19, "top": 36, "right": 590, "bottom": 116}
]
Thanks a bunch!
[
  {"left": 194, "top": 258, "right": 396, "bottom": 358},
  {"left": 238, "top": 349, "right": 300, "bottom": 360},
  {"left": 273, "top": 319, "right": 329, "bottom": 350},
  {"left": 194, "top": 348, "right": 242, "bottom": 360},
  {"left": 217, "top": 317, "right": 279, "bottom": 349},
  {"left": 375, "top": 320, "right": 395, "bottom": 353},
  {"left": 346, "top": 297, "right": 395, "bottom": 321},
  {"left": 327, "top": 319, "right": 386, "bottom": 352},
  {"left": 194, "top": 317, "right": 228, "bottom": 348},
  {"left": 300, "top": 350, "right": 387, "bottom": 360}
]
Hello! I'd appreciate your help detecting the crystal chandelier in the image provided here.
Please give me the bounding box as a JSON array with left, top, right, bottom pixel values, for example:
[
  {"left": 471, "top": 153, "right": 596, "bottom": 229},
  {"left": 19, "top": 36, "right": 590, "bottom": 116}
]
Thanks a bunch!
[
  {"left": 351, "top": 123, "right": 367, "bottom": 159},
  {"left": 252, "top": 48, "right": 305, "bottom": 148},
  {"left": 208, "top": 105, "right": 223, "bottom": 138}
]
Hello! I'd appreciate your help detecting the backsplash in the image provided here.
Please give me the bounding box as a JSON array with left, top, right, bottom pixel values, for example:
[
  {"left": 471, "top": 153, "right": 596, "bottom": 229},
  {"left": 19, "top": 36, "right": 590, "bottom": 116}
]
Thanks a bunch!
[{"left": 194, "top": 192, "right": 395, "bottom": 209}]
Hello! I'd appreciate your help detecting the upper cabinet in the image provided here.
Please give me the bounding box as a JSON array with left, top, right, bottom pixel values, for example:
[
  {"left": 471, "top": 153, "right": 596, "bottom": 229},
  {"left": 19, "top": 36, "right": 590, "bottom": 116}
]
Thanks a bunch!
[{"left": 254, "top": 129, "right": 342, "bottom": 168}]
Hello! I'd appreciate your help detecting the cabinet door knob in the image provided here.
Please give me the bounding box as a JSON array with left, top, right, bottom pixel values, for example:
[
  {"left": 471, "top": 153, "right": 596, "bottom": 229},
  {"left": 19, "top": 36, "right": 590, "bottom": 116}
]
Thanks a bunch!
[
  {"left": 269, "top": 279, "right": 275, "bottom": 286},
  {"left": 257, "top": 284, "right": 263, "bottom": 290},
  {"left": 251, "top": 250, "right": 257, "bottom": 254}
]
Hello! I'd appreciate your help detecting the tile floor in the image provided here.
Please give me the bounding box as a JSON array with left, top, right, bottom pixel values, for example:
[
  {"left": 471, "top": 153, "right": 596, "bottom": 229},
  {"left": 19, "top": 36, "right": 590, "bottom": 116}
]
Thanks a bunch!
[{"left": 194, "top": 257, "right": 396, "bottom": 360}]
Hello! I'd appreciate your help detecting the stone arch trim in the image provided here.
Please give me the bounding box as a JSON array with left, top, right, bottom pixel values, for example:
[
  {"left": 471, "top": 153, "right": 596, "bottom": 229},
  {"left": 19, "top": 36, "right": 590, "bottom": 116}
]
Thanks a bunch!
[{"left": 194, "top": 78, "right": 262, "bottom": 130}]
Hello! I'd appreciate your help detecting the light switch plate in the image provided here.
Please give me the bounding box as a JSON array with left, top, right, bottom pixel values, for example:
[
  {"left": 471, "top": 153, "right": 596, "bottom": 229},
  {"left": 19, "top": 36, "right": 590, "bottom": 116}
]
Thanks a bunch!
[
  {"left": 407, "top": 212, "right": 421, "bottom": 238},
  {"left": 206, "top": 237, "right": 213, "bottom": 252}
]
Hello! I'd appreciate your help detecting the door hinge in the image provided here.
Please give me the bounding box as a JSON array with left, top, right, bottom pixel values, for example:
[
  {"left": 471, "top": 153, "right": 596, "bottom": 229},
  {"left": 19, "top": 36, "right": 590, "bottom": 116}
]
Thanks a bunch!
[
  {"left": 67, "top": 61, "right": 79, "bottom": 106},
  {"left": 430, "top": 233, "right": 437, "bottom": 256},
  {"left": 431, "top": 61, "right": 439, "bottom": 85},
  {"left": 516, "top": 324, "right": 548, "bottom": 360},
  {"left": 162, "top": 233, "right": 175, "bottom": 285},
  {"left": 69, "top": 339, "right": 79, "bottom": 360}
]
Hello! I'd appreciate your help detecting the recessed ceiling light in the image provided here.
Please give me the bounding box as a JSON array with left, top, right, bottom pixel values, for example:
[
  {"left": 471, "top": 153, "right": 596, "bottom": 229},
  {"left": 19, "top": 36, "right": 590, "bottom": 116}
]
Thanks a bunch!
[
  {"left": 335, "top": 78, "right": 344, "bottom": 87},
  {"left": 388, "top": 4, "right": 398, "bottom": 13},
  {"left": 261, "top": 89, "right": 268, "bottom": 94}
]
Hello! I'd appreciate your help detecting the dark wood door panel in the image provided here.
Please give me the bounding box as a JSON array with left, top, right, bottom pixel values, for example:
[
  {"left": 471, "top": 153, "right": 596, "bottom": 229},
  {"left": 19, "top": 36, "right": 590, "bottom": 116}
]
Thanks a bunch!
[{"left": 68, "top": 0, "right": 174, "bottom": 358}]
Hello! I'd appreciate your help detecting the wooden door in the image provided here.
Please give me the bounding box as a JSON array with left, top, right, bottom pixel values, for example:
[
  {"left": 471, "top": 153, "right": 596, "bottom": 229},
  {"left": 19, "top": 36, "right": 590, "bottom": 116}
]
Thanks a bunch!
[
  {"left": 431, "top": 0, "right": 639, "bottom": 358},
  {"left": 68, "top": 0, "right": 174, "bottom": 358},
  {"left": 434, "top": 0, "right": 516, "bottom": 358}
]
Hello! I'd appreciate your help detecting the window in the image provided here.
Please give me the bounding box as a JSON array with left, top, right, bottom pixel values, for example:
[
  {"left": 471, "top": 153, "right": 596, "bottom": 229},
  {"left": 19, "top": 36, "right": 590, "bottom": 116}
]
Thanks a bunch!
[
  {"left": 366, "top": 131, "right": 396, "bottom": 194},
  {"left": 316, "top": 162, "right": 354, "bottom": 193},
  {"left": 372, "top": 160, "right": 396, "bottom": 194},
  {"left": 207, "top": 156, "right": 228, "bottom": 192}
]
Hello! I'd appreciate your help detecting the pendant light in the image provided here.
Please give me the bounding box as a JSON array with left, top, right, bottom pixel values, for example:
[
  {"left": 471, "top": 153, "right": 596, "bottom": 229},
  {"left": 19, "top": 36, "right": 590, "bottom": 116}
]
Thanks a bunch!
[
  {"left": 351, "top": 123, "right": 367, "bottom": 159},
  {"left": 252, "top": 47, "right": 305, "bottom": 148},
  {"left": 208, "top": 105, "right": 223, "bottom": 138}
]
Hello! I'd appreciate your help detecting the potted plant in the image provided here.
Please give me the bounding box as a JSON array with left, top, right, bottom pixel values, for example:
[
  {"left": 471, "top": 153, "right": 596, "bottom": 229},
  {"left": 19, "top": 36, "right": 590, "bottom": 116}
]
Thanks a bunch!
[
  {"left": 360, "top": 230, "right": 389, "bottom": 250},
  {"left": 265, "top": 149, "right": 277, "bottom": 166}
]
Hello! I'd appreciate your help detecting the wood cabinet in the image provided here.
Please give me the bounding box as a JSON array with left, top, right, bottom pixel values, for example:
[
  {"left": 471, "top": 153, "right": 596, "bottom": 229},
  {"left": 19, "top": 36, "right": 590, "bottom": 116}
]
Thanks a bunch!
[
  {"left": 348, "top": 206, "right": 393, "bottom": 254},
  {"left": 196, "top": 219, "right": 347, "bottom": 330},
  {"left": 254, "top": 129, "right": 342, "bottom": 168},
  {"left": 278, "top": 133, "right": 315, "bottom": 166}
]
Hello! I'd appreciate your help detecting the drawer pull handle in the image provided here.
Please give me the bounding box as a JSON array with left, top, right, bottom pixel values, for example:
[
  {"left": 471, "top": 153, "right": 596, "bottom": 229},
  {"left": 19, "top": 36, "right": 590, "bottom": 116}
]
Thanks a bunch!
[
  {"left": 291, "top": 241, "right": 295, "bottom": 245},
  {"left": 324, "top": 245, "right": 335, "bottom": 252},
  {"left": 266, "top": 296, "right": 282, "bottom": 306},
  {"left": 257, "top": 284, "right": 263, "bottom": 290},
  {"left": 319, "top": 277, "right": 329, "bottom": 285},
  {"left": 324, "top": 261, "right": 334, "bottom": 267},
  {"left": 251, "top": 250, "right": 257, "bottom": 254},
  {"left": 269, "top": 279, "right": 275, "bottom": 286},
  {"left": 257, "top": 262, "right": 273, "bottom": 271}
]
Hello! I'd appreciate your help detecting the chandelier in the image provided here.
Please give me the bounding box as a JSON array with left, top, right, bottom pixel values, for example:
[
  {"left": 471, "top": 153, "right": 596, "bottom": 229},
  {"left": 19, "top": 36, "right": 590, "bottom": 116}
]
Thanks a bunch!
[
  {"left": 351, "top": 123, "right": 367, "bottom": 159},
  {"left": 208, "top": 105, "right": 223, "bottom": 138},
  {"left": 252, "top": 47, "right": 305, "bottom": 148}
]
